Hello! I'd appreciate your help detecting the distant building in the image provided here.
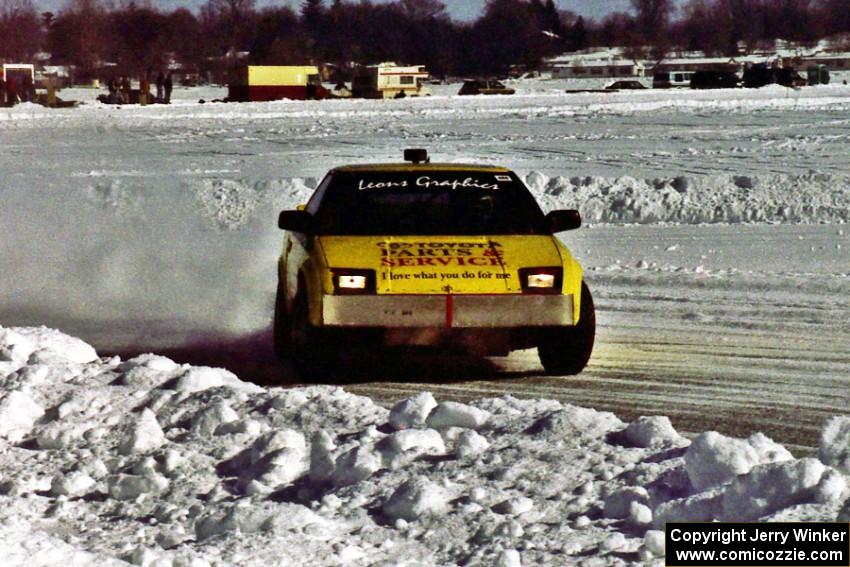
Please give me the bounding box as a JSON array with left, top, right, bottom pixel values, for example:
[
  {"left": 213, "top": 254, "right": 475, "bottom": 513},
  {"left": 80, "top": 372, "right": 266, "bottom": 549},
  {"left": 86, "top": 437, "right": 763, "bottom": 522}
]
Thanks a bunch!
[
  {"left": 650, "top": 57, "right": 741, "bottom": 74},
  {"left": 548, "top": 49, "right": 644, "bottom": 78},
  {"left": 547, "top": 39, "right": 850, "bottom": 82},
  {"left": 39, "top": 65, "right": 71, "bottom": 88},
  {"left": 722, "top": 39, "right": 850, "bottom": 72},
  {"left": 552, "top": 59, "right": 644, "bottom": 78},
  {"left": 796, "top": 53, "right": 850, "bottom": 71}
]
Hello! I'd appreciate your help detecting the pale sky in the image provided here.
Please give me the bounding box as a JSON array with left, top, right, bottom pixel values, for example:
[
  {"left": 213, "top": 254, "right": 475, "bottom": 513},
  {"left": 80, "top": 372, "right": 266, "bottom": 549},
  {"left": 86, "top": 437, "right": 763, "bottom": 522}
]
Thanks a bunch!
[{"left": 33, "top": 0, "right": 637, "bottom": 22}]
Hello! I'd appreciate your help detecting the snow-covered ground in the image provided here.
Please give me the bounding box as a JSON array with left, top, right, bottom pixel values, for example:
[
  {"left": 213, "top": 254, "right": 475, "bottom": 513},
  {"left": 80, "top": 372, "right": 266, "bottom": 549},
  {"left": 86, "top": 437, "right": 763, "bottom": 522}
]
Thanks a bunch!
[
  {"left": 1, "top": 79, "right": 849, "bottom": 564},
  {"left": 2, "top": 326, "right": 850, "bottom": 566}
]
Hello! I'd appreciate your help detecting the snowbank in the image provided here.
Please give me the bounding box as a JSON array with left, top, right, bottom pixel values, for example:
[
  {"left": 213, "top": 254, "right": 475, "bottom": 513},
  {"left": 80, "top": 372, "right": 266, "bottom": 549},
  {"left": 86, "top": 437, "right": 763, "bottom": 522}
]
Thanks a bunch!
[
  {"left": 2, "top": 326, "right": 850, "bottom": 566},
  {"left": 525, "top": 171, "right": 850, "bottom": 224},
  {"left": 164, "top": 170, "right": 850, "bottom": 226}
]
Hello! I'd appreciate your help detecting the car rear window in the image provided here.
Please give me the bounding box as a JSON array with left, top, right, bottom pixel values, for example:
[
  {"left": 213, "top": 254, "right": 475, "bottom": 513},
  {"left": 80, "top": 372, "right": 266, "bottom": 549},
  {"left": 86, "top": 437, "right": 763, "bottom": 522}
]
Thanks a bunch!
[{"left": 309, "top": 171, "right": 549, "bottom": 236}]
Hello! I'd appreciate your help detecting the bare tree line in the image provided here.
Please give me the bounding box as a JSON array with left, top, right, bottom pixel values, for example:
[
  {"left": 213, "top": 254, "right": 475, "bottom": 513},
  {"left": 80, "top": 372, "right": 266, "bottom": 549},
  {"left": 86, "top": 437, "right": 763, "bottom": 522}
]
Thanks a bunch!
[{"left": 2, "top": 0, "right": 850, "bottom": 81}]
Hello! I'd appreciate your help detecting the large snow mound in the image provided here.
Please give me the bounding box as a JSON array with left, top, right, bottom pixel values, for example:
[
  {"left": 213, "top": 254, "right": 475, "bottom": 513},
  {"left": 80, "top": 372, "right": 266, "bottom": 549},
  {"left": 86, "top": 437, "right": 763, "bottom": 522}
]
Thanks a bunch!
[
  {"left": 526, "top": 171, "right": 850, "bottom": 224},
  {"left": 2, "top": 325, "right": 850, "bottom": 565}
]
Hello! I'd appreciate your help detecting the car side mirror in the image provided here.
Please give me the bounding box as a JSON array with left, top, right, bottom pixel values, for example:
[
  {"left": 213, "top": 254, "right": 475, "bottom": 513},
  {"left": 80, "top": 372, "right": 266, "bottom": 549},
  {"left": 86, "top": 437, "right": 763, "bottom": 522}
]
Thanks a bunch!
[
  {"left": 278, "top": 210, "right": 316, "bottom": 234},
  {"left": 546, "top": 209, "right": 581, "bottom": 232}
]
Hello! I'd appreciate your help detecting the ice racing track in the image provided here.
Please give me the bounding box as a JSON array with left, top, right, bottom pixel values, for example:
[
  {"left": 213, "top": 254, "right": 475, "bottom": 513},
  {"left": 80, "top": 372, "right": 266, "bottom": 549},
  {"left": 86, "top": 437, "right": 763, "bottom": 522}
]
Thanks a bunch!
[
  {"left": 2, "top": 82, "right": 850, "bottom": 456},
  {"left": 111, "top": 223, "right": 850, "bottom": 457}
]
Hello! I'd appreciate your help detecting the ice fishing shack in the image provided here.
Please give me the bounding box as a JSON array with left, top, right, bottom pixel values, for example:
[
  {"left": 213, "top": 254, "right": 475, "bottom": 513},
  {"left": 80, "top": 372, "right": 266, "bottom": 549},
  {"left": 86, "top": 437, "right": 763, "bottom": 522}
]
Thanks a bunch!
[{"left": 226, "top": 65, "right": 328, "bottom": 102}]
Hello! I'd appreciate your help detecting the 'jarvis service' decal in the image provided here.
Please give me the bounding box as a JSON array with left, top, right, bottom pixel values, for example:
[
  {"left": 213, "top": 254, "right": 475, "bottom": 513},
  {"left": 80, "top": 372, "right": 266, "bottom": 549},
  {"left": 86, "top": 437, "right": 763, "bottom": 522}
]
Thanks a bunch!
[{"left": 378, "top": 240, "right": 507, "bottom": 269}]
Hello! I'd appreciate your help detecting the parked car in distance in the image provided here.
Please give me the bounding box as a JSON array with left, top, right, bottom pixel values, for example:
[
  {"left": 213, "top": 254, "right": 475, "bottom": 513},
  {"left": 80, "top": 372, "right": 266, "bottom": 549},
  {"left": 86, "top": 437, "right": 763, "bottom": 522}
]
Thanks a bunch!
[
  {"left": 652, "top": 70, "right": 694, "bottom": 88},
  {"left": 776, "top": 67, "right": 807, "bottom": 88},
  {"left": 275, "top": 149, "right": 595, "bottom": 379},
  {"left": 605, "top": 80, "right": 647, "bottom": 91},
  {"left": 806, "top": 64, "right": 830, "bottom": 86},
  {"left": 458, "top": 79, "right": 515, "bottom": 95},
  {"left": 690, "top": 70, "right": 741, "bottom": 89},
  {"left": 743, "top": 64, "right": 807, "bottom": 88}
]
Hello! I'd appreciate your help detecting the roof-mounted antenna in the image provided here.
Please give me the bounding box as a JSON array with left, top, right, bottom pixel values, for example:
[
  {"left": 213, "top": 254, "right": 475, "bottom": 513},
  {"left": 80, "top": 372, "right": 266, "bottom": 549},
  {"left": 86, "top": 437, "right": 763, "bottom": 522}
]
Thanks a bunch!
[{"left": 403, "top": 148, "right": 429, "bottom": 164}]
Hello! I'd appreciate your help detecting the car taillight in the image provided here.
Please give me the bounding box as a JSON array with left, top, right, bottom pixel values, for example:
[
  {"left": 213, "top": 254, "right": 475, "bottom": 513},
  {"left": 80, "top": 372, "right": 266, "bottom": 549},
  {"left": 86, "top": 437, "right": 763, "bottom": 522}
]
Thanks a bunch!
[
  {"left": 332, "top": 269, "right": 376, "bottom": 294},
  {"left": 518, "top": 267, "right": 562, "bottom": 294}
]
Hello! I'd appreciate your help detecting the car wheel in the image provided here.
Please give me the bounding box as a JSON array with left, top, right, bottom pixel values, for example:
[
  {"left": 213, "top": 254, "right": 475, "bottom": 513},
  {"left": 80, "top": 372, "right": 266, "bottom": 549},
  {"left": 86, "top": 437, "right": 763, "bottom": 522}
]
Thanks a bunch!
[
  {"left": 272, "top": 281, "right": 290, "bottom": 361},
  {"left": 290, "top": 289, "right": 336, "bottom": 379},
  {"left": 538, "top": 282, "right": 596, "bottom": 376}
]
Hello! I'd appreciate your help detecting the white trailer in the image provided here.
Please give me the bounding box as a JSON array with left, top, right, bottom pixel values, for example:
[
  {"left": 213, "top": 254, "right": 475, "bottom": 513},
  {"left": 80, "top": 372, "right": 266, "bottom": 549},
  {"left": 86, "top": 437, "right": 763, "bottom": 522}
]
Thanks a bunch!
[{"left": 352, "top": 62, "right": 431, "bottom": 99}]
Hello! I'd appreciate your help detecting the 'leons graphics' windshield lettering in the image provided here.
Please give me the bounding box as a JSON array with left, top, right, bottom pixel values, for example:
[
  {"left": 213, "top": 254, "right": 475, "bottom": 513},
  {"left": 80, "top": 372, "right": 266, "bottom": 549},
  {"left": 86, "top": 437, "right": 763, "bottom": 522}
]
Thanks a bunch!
[
  {"left": 358, "top": 179, "right": 409, "bottom": 190},
  {"left": 416, "top": 176, "right": 499, "bottom": 191},
  {"left": 357, "top": 177, "right": 499, "bottom": 191}
]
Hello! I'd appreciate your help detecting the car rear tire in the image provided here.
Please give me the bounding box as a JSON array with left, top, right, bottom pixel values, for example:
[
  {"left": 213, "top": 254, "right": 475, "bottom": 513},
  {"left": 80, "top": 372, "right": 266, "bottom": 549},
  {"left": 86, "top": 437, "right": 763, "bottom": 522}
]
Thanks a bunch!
[
  {"left": 538, "top": 282, "right": 595, "bottom": 376},
  {"left": 290, "top": 290, "right": 336, "bottom": 379}
]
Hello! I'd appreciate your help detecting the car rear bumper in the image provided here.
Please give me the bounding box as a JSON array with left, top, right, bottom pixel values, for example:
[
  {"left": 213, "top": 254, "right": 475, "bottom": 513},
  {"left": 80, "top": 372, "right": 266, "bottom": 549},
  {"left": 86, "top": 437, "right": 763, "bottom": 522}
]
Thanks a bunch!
[{"left": 322, "top": 294, "right": 574, "bottom": 328}]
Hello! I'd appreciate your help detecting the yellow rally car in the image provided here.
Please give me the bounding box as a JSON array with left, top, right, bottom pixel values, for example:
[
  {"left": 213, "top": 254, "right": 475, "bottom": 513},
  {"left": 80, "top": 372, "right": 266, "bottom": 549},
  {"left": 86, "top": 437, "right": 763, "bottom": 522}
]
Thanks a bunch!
[{"left": 275, "top": 149, "right": 594, "bottom": 377}]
